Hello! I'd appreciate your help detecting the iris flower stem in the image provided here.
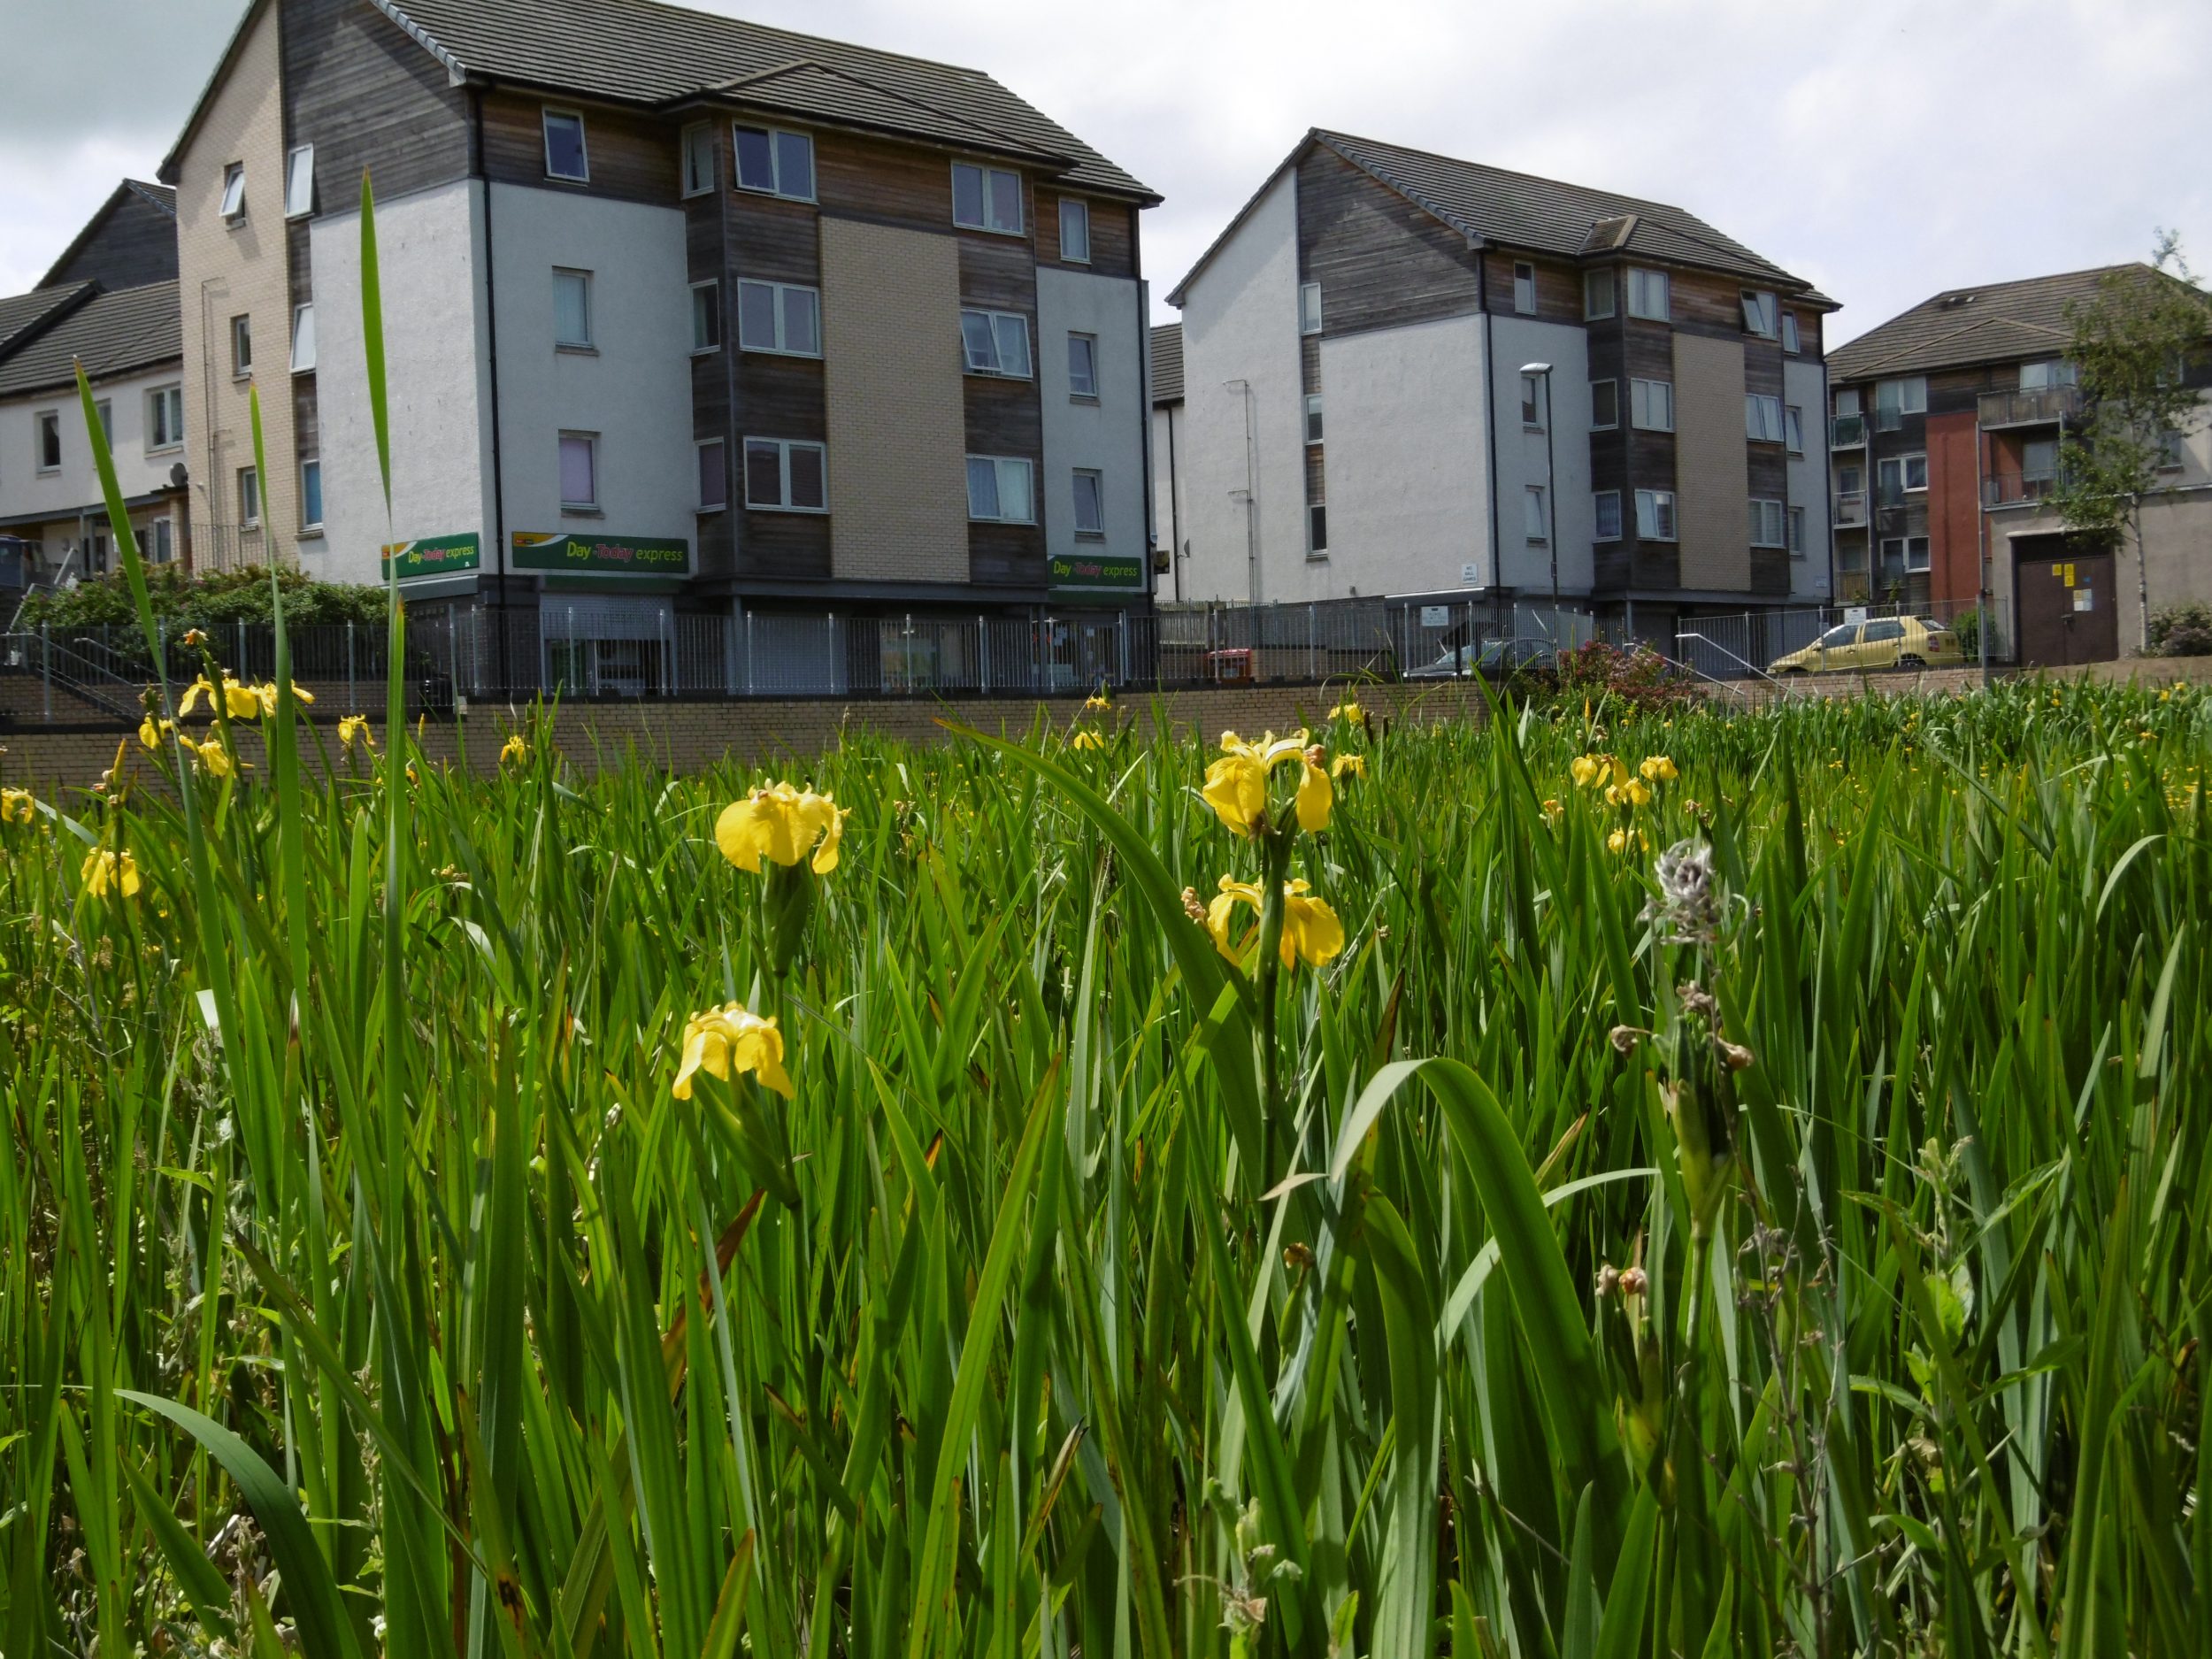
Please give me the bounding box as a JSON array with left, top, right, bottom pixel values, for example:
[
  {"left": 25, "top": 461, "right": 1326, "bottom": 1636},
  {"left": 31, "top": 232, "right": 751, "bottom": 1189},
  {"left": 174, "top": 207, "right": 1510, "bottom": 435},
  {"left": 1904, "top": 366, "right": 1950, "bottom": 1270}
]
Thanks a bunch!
[{"left": 1253, "top": 819, "right": 1294, "bottom": 1181}]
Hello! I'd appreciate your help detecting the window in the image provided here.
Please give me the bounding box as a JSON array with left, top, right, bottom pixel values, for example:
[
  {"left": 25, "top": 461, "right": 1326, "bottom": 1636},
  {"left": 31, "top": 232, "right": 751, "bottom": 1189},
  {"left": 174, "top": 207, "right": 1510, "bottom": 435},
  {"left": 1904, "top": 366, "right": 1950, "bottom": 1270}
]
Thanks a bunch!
[
  {"left": 1878, "top": 453, "right": 1929, "bottom": 502},
  {"left": 220, "top": 162, "right": 247, "bottom": 221},
  {"left": 1864, "top": 619, "right": 1906, "bottom": 642},
  {"left": 553, "top": 269, "right": 592, "bottom": 349},
  {"left": 1748, "top": 497, "right": 1786, "bottom": 547},
  {"left": 542, "top": 109, "right": 588, "bottom": 181},
  {"left": 951, "top": 162, "right": 1023, "bottom": 234},
  {"left": 238, "top": 465, "right": 261, "bottom": 527},
  {"left": 1059, "top": 197, "right": 1090, "bottom": 263},
  {"left": 290, "top": 303, "right": 317, "bottom": 373},
  {"left": 1745, "top": 394, "right": 1785, "bottom": 443},
  {"left": 1520, "top": 372, "right": 1544, "bottom": 428},
  {"left": 285, "top": 145, "right": 315, "bottom": 218},
  {"left": 1834, "top": 387, "right": 1862, "bottom": 419},
  {"left": 150, "top": 518, "right": 174, "bottom": 565},
  {"left": 1513, "top": 261, "right": 1536, "bottom": 315},
  {"left": 745, "top": 438, "right": 827, "bottom": 511},
  {"left": 558, "top": 432, "right": 598, "bottom": 511},
  {"left": 1304, "top": 394, "right": 1324, "bottom": 443},
  {"left": 1300, "top": 281, "right": 1322, "bottom": 335},
  {"left": 1594, "top": 489, "right": 1622, "bottom": 541},
  {"left": 35, "top": 411, "right": 60, "bottom": 471},
  {"left": 1308, "top": 501, "right": 1327, "bottom": 556},
  {"left": 2019, "top": 358, "right": 2077, "bottom": 390},
  {"left": 1071, "top": 469, "right": 1105, "bottom": 536},
  {"left": 84, "top": 530, "right": 109, "bottom": 574},
  {"left": 1904, "top": 453, "right": 1928, "bottom": 490},
  {"left": 1740, "top": 289, "right": 1778, "bottom": 337},
  {"left": 300, "top": 456, "right": 324, "bottom": 531},
  {"left": 1525, "top": 484, "right": 1548, "bottom": 543},
  {"left": 960, "top": 309, "right": 1032, "bottom": 378},
  {"left": 690, "top": 280, "right": 721, "bottom": 353},
  {"left": 148, "top": 385, "right": 183, "bottom": 450},
  {"left": 697, "top": 438, "right": 727, "bottom": 511},
  {"left": 733, "top": 126, "right": 815, "bottom": 201},
  {"left": 965, "top": 455, "right": 1033, "bottom": 522},
  {"left": 1585, "top": 268, "right": 1616, "bottom": 319},
  {"left": 231, "top": 313, "right": 252, "bottom": 376},
  {"left": 1785, "top": 404, "right": 1805, "bottom": 455},
  {"left": 1067, "top": 333, "right": 1099, "bottom": 398},
  {"left": 2023, "top": 436, "right": 2060, "bottom": 480},
  {"left": 1781, "top": 311, "right": 1801, "bottom": 354},
  {"left": 1878, "top": 539, "right": 1931, "bottom": 577},
  {"left": 1627, "top": 267, "right": 1670, "bottom": 321},
  {"left": 1634, "top": 488, "right": 1677, "bottom": 541},
  {"left": 681, "top": 124, "right": 715, "bottom": 196},
  {"left": 1874, "top": 375, "right": 1926, "bottom": 429},
  {"left": 1590, "top": 379, "right": 1618, "bottom": 430},
  {"left": 2156, "top": 428, "right": 2185, "bottom": 472},
  {"left": 1631, "top": 378, "right": 1674, "bottom": 432},
  {"left": 94, "top": 400, "right": 111, "bottom": 442},
  {"left": 735, "top": 280, "right": 820, "bottom": 357},
  {"left": 1786, "top": 504, "right": 1806, "bottom": 555}
]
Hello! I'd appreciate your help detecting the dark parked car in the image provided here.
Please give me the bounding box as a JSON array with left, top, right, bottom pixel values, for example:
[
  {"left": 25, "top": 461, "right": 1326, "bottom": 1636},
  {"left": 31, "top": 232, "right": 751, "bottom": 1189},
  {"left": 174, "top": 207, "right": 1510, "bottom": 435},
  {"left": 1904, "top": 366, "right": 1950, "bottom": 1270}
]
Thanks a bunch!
[{"left": 1405, "top": 638, "right": 1559, "bottom": 680}]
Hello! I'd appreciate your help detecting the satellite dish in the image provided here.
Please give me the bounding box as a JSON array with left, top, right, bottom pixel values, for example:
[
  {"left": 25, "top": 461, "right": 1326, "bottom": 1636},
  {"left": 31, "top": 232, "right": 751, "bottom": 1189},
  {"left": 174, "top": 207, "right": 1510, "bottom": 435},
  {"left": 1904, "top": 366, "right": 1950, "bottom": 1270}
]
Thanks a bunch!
[{"left": 169, "top": 461, "right": 188, "bottom": 488}]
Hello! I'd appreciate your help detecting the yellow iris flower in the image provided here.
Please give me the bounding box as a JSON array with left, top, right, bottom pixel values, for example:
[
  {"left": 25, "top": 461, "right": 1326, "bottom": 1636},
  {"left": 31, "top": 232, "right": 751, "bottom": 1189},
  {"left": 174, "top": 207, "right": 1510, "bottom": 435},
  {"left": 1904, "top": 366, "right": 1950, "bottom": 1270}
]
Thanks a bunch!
[
  {"left": 1083, "top": 692, "right": 1113, "bottom": 711},
  {"left": 177, "top": 676, "right": 310, "bottom": 718},
  {"left": 1605, "top": 779, "right": 1653, "bottom": 809},
  {"left": 717, "top": 781, "right": 847, "bottom": 875},
  {"left": 1071, "top": 729, "right": 1107, "bottom": 750},
  {"left": 338, "top": 715, "right": 374, "bottom": 748},
  {"left": 1205, "top": 875, "right": 1347, "bottom": 971},
  {"left": 1607, "top": 828, "right": 1650, "bottom": 856},
  {"left": 1571, "top": 754, "right": 1605, "bottom": 788},
  {"left": 1332, "top": 753, "right": 1366, "bottom": 780},
  {"left": 81, "top": 848, "right": 141, "bottom": 898},
  {"left": 1640, "top": 755, "right": 1678, "bottom": 783},
  {"left": 1202, "top": 730, "right": 1331, "bottom": 837},
  {"left": 138, "top": 714, "right": 176, "bottom": 750},
  {"left": 1327, "top": 699, "right": 1363, "bottom": 723},
  {"left": 194, "top": 740, "right": 234, "bottom": 778},
  {"left": 1, "top": 787, "right": 34, "bottom": 826},
  {"left": 672, "top": 1001, "right": 795, "bottom": 1100},
  {"left": 500, "top": 733, "right": 531, "bottom": 766}
]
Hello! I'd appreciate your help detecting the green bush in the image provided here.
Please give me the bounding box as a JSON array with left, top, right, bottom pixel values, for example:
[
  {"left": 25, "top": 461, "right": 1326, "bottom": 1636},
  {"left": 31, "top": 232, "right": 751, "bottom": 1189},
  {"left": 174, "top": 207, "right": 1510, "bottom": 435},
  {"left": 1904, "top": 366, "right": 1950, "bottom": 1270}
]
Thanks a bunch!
[
  {"left": 2148, "top": 599, "right": 2212, "bottom": 656},
  {"left": 17, "top": 565, "right": 386, "bottom": 634}
]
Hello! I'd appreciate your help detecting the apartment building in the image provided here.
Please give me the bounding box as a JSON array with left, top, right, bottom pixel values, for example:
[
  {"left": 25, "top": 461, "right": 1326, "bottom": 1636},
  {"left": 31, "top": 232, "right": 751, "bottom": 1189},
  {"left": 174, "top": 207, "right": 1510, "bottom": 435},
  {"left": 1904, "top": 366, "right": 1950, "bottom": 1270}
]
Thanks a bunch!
[
  {"left": 1165, "top": 131, "right": 1837, "bottom": 639},
  {"left": 0, "top": 181, "right": 188, "bottom": 596},
  {"left": 159, "top": 0, "right": 1157, "bottom": 674},
  {"left": 1826, "top": 265, "right": 2212, "bottom": 664},
  {"left": 1150, "top": 321, "right": 1187, "bottom": 598}
]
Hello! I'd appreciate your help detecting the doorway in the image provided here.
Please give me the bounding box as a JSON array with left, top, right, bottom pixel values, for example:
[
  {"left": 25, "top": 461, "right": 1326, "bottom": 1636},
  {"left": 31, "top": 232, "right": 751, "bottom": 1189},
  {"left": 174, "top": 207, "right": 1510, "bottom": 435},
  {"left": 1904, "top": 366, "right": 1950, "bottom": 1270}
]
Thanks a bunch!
[{"left": 2013, "top": 538, "right": 2118, "bottom": 667}]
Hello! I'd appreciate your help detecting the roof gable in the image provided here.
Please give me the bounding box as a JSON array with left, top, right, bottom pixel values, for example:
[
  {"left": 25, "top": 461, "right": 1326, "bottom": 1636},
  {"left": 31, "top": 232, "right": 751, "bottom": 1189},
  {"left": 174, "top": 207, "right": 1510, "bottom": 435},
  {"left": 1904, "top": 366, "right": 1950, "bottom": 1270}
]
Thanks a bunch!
[
  {"left": 0, "top": 282, "right": 182, "bottom": 398},
  {"left": 1825, "top": 263, "right": 2196, "bottom": 381},
  {"left": 0, "top": 283, "right": 98, "bottom": 364},
  {"left": 38, "top": 180, "right": 179, "bottom": 291}
]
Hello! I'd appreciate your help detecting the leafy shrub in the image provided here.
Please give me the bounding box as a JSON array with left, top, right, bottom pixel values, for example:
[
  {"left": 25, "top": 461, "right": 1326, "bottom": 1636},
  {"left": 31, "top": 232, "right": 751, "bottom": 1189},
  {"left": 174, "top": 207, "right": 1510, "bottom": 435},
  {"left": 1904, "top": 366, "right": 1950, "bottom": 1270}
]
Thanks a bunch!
[
  {"left": 18, "top": 565, "right": 386, "bottom": 633},
  {"left": 1550, "top": 638, "right": 1702, "bottom": 708},
  {"left": 2149, "top": 600, "right": 2212, "bottom": 657}
]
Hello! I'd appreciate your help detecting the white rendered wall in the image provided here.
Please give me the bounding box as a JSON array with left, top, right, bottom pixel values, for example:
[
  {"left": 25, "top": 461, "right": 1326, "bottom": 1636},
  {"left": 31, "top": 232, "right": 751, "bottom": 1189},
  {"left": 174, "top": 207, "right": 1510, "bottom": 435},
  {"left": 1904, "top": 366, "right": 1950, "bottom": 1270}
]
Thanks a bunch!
[
  {"left": 1037, "top": 265, "right": 1148, "bottom": 594},
  {"left": 1175, "top": 171, "right": 1304, "bottom": 603},
  {"left": 0, "top": 365, "right": 184, "bottom": 526},
  {"left": 1150, "top": 401, "right": 1187, "bottom": 598},
  {"left": 311, "top": 180, "right": 492, "bottom": 583},
  {"left": 1488, "top": 317, "right": 1594, "bottom": 598},
  {"left": 1316, "top": 315, "right": 1488, "bottom": 599},
  {"left": 1784, "top": 357, "right": 1832, "bottom": 600}
]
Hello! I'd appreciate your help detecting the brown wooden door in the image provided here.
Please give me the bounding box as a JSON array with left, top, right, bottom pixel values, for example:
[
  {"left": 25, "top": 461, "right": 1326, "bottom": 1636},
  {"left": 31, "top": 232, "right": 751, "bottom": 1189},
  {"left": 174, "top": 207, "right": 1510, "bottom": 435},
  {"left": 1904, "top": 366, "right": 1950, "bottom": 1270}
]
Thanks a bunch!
[{"left": 2015, "top": 544, "right": 2120, "bottom": 666}]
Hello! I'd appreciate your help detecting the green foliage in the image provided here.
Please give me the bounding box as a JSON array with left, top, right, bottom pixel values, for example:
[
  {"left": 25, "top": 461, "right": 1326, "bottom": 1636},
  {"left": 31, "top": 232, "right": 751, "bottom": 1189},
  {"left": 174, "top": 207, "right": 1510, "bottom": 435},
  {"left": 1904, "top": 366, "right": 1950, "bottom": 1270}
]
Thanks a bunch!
[
  {"left": 1550, "top": 639, "right": 1701, "bottom": 708},
  {"left": 2148, "top": 599, "right": 2212, "bottom": 657},
  {"left": 15, "top": 563, "right": 387, "bottom": 633}
]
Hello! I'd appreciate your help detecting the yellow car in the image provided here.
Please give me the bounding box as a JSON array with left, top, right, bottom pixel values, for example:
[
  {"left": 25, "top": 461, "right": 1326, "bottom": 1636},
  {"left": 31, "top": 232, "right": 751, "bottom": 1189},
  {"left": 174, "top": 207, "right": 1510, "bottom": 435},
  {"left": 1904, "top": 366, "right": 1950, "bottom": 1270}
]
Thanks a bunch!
[{"left": 1769, "top": 616, "right": 1964, "bottom": 674}]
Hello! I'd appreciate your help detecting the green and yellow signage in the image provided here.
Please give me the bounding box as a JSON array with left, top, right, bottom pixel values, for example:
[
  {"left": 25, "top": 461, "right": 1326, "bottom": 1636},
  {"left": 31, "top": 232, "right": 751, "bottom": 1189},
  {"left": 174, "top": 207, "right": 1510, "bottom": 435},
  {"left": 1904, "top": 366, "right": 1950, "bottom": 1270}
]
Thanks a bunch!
[
  {"left": 512, "top": 531, "right": 690, "bottom": 576},
  {"left": 1049, "top": 549, "right": 1145, "bottom": 591},
  {"left": 380, "top": 533, "right": 481, "bottom": 580}
]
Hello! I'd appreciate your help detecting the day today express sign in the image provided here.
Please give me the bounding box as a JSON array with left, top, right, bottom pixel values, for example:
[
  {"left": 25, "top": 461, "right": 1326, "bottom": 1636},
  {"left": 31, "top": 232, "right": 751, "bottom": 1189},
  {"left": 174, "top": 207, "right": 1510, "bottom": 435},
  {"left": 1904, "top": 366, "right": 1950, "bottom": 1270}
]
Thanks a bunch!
[{"left": 512, "top": 532, "right": 691, "bottom": 575}]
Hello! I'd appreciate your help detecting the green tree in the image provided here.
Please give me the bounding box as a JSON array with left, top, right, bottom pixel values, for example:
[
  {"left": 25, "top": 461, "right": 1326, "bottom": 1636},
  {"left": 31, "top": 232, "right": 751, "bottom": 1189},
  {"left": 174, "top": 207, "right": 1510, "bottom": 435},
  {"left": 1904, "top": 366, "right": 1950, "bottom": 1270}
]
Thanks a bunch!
[{"left": 2052, "top": 233, "right": 2212, "bottom": 651}]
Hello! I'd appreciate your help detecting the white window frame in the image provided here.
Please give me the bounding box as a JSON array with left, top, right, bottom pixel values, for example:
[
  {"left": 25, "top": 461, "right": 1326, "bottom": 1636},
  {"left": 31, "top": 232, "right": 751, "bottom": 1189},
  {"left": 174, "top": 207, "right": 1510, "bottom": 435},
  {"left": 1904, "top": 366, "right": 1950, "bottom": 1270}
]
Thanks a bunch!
[
  {"left": 238, "top": 465, "right": 262, "bottom": 528},
  {"left": 1300, "top": 281, "right": 1322, "bottom": 335},
  {"left": 231, "top": 312, "right": 252, "bottom": 377},
  {"left": 732, "top": 125, "right": 816, "bottom": 202},
  {"left": 285, "top": 145, "right": 315, "bottom": 218},
  {"left": 1834, "top": 387, "right": 1862, "bottom": 419},
  {"left": 93, "top": 399, "right": 111, "bottom": 445},
  {"left": 1058, "top": 196, "right": 1091, "bottom": 264},
  {"left": 965, "top": 454, "right": 1034, "bottom": 523},
  {"left": 689, "top": 279, "right": 721, "bottom": 355},
  {"left": 1906, "top": 534, "right": 1931, "bottom": 573},
  {"left": 1308, "top": 499, "right": 1327, "bottom": 557},
  {"left": 735, "top": 280, "right": 822, "bottom": 357},
  {"left": 2019, "top": 358, "right": 2077, "bottom": 391},
  {"left": 1304, "top": 393, "right": 1324, "bottom": 444},
  {"left": 300, "top": 455, "right": 324, "bottom": 533},
  {"left": 1525, "top": 483, "right": 1548, "bottom": 544},
  {"left": 1780, "top": 311, "right": 1801, "bottom": 354},
  {"left": 220, "top": 162, "right": 247, "bottom": 222},
  {"left": 696, "top": 437, "right": 728, "bottom": 511},
  {"left": 1590, "top": 378, "right": 1618, "bottom": 431},
  {"left": 1635, "top": 488, "right": 1677, "bottom": 541},
  {"left": 1740, "top": 289, "right": 1778, "bottom": 338},
  {"left": 1071, "top": 468, "right": 1105, "bottom": 537},
  {"left": 147, "top": 384, "right": 184, "bottom": 452},
  {"left": 1627, "top": 266, "right": 1670, "bottom": 322},
  {"left": 960, "top": 308, "right": 1033, "bottom": 379},
  {"left": 558, "top": 431, "right": 600, "bottom": 512},
  {"left": 1513, "top": 261, "right": 1536, "bottom": 315},
  {"left": 1786, "top": 503, "right": 1806, "bottom": 556},
  {"left": 1594, "top": 488, "right": 1622, "bottom": 541},
  {"left": 1903, "top": 452, "right": 1928, "bottom": 491},
  {"left": 1746, "top": 393, "right": 1785, "bottom": 443},
  {"left": 1748, "top": 496, "right": 1786, "bottom": 548},
  {"left": 2156, "top": 427, "right": 2185, "bottom": 472},
  {"left": 35, "top": 411, "right": 60, "bottom": 472},
  {"left": 1875, "top": 375, "right": 1926, "bottom": 429},
  {"left": 552, "top": 268, "right": 593, "bottom": 350},
  {"left": 150, "top": 517, "right": 175, "bottom": 565},
  {"left": 541, "top": 108, "right": 589, "bottom": 182},
  {"left": 1067, "top": 332, "right": 1099, "bottom": 399},
  {"left": 1585, "top": 268, "right": 1616, "bottom": 319},
  {"left": 951, "top": 162, "right": 1024, "bottom": 234},
  {"left": 680, "top": 123, "right": 715, "bottom": 197},
  {"left": 1520, "top": 373, "right": 1544, "bottom": 429},
  {"left": 290, "top": 302, "right": 317, "bottom": 373},
  {"left": 1785, "top": 404, "right": 1805, "bottom": 455},
  {"left": 744, "top": 437, "right": 829, "bottom": 513},
  {"left": 1631, "top": 377, "right": 1674, "bottom": 432}
]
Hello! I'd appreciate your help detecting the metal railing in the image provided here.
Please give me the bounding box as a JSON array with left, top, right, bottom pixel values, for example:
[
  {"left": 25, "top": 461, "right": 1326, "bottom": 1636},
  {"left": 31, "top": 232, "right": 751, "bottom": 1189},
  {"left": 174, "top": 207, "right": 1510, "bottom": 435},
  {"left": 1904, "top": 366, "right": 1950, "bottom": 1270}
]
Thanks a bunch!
[
  {"left": 1646, "top": 594, "right": 2010, "bottom": 682},
  {"left": 1983, "top": 470, "right": 2062, "bottom": 508},
  {"left": 1830, "top": 413, "right": 1866, "bottom": 448},
  {"left": 1835, "top": 490, "right": 1868, "bottom": 526},
  {"left": 1978, "top": 386, "right": 2082, "bottom": 429}
]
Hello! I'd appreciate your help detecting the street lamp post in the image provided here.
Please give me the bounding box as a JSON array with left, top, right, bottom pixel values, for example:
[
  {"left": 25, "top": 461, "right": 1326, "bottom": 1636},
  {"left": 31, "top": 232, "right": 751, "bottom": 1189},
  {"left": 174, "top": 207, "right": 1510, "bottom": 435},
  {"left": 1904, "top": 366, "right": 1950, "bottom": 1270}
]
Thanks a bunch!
[{"left": 1522, "top": 362, "right": 1561, "bottom": 634}]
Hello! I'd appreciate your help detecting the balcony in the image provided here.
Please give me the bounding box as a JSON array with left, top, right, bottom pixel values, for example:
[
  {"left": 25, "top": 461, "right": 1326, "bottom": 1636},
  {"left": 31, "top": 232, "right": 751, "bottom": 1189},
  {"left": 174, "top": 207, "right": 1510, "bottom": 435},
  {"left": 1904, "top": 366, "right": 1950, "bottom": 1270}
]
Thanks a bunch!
[
  {"left": 1983, "top": 470, "right": 2062, "bottom": 508},
  {"left": 1830, "top": 413, "right": 1866, "bottom": 448},
  {"left": 1834, "top": 489, "right": 1867, "bottom": 526},
  {"left": 1978, "top": 385, "right": 2083, "bottom": 429}
]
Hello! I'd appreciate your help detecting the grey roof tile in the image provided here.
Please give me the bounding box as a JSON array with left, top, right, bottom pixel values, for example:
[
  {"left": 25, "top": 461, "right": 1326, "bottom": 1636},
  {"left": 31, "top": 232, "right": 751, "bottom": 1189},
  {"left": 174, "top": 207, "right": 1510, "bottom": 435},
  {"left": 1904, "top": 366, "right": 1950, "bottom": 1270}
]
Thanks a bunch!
[
  {"left": 1826, "top": 264, "right": 2187, "bottom": 381},
  {"left": 0, "top": 282, "right": 96, "bottom": 359},
  {"left": 1151, "top": 322, "right": 1182, "bottom": 403},
  {"left": 0, "top": 282, "right": 181, "bottom": 396}
]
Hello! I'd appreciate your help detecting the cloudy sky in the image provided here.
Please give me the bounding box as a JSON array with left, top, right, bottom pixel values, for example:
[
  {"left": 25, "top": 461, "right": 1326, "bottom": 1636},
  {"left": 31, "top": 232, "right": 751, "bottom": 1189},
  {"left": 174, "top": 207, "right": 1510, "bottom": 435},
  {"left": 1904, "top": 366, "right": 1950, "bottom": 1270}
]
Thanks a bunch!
[{"left": 5, "top": 0, "right": 2207, "bottom": 342}]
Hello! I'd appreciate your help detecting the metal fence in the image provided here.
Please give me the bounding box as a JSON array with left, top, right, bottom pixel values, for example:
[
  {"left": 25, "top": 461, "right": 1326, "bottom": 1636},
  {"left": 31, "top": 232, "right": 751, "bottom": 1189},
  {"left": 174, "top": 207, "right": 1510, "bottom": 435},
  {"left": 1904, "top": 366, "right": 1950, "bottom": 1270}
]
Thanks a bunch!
[{"left": 1660, "top": 594, "right": 2012, "bottom": 685}]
